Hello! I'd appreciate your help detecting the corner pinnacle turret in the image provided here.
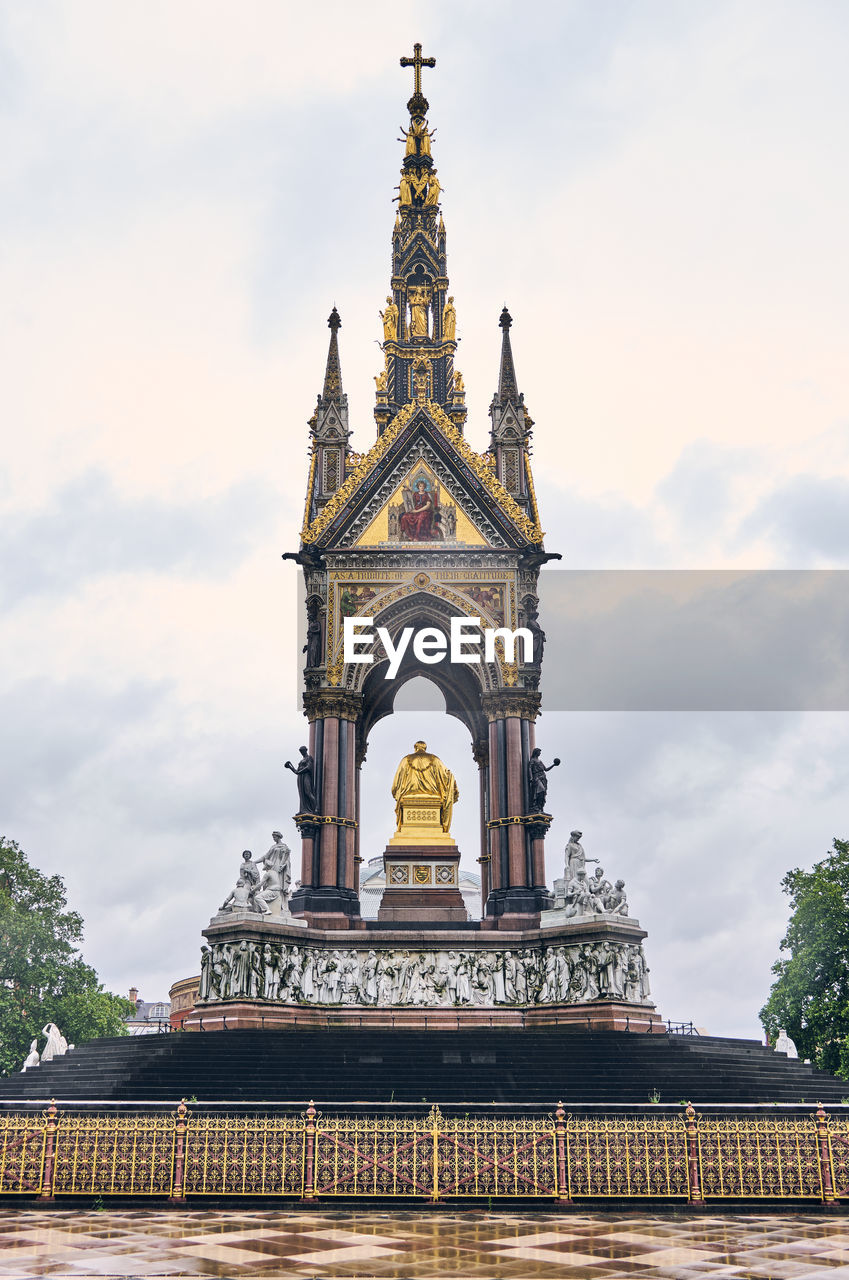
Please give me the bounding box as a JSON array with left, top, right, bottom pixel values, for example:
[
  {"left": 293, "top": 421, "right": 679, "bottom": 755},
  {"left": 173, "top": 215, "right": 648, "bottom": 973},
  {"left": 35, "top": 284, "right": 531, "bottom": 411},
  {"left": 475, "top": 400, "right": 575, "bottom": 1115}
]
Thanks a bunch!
[
  {"left": 373, "top": 43, "right": 466, "bottom": 434},
  {"left": 489, "top": 305, "right": 535, "bottom": 511},
  {"left": 304, "top": 307, "right": 350, "bottom": 519}
]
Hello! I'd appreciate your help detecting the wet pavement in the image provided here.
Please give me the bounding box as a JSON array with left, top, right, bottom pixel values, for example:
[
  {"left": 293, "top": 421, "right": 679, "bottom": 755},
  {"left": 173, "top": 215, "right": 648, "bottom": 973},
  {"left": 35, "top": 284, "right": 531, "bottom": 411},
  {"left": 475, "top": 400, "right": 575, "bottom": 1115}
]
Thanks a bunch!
[{"left": 2, "top": 1207, "right": 849, "bottom": 1277}]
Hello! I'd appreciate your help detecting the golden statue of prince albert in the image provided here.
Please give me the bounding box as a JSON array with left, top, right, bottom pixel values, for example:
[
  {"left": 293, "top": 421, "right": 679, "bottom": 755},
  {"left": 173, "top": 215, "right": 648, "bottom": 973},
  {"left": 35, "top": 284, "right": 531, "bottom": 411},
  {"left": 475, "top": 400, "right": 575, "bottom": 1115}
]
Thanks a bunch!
[{"left": 390, "top": 741, "right": 459, "bottom": 845}]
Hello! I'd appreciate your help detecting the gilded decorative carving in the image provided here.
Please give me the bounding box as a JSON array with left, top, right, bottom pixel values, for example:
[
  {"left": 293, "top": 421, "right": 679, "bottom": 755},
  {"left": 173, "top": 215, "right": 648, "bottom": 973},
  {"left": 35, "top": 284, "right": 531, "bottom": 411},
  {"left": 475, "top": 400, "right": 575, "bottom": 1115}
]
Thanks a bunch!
[
  {"left": 424, "top": 401, "right": 543, "bottom": 544},
  {"left": 301, "top": 449, "right": 318, "bottom": 536},
  {"left": 301, "top": 401, "right": 543, "bottom": 548},
  {"left": 524, "top": 445, "right": 542, "bottom": 531},
  {"left": 301, "top": 402, "right": 418, "bottom": 543}
]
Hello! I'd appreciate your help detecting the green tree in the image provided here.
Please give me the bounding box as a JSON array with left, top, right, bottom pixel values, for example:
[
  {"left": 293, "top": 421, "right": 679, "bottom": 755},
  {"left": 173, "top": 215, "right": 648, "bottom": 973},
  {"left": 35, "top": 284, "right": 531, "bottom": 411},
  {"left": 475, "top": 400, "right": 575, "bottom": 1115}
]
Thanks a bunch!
[
  {"left": 760, "top": 837, "right": 849, "bottom": 1078},
  {"left": 0, "top": 837, "right": 135, "bottom": 1076}
]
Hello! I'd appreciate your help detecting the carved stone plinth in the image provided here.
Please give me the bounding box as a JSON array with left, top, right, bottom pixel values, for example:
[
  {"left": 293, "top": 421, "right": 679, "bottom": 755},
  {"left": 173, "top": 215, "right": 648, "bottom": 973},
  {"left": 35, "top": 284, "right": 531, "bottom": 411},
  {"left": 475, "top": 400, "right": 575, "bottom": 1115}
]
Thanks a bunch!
[
  {"left": 184, "top": 999, "right": 663, "bottom": 1033},
  {"left": 377, "top": 845, "right": 467, "bottom": 923}
]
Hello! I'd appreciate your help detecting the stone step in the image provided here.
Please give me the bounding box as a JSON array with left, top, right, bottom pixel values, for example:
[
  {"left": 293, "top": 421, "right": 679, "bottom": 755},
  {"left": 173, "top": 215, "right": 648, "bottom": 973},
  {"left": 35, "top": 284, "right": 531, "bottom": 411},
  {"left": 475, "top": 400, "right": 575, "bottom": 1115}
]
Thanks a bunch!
[{"left": 0, "top": 1027, "right": 844, "bottom": 1105}]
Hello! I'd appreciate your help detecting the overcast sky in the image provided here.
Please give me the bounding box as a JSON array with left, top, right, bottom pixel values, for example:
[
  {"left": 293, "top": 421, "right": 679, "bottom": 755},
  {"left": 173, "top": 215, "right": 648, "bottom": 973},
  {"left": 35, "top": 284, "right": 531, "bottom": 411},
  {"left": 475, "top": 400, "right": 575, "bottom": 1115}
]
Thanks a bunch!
[{"left": 2, "top": 0, "right": 848, "bottom": 1041}]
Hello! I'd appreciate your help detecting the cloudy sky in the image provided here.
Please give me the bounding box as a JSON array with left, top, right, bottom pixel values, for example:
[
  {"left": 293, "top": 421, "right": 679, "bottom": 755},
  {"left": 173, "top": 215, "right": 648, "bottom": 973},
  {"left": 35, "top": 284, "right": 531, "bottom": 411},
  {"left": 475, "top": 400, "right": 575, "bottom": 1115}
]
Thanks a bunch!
[{"left": 2, "top": 0, "right": 848, "bottom": 1041}]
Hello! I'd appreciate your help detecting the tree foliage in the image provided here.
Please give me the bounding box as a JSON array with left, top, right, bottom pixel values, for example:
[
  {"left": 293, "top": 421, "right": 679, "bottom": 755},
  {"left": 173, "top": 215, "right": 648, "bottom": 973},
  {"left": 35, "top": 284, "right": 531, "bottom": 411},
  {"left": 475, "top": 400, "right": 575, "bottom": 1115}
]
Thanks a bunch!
[
  {"left": 0, "top": 837, "right": 135, "bottom": 1076},
  {"left": 760, "top": 837, "right": 849, "bottom": 1078}
]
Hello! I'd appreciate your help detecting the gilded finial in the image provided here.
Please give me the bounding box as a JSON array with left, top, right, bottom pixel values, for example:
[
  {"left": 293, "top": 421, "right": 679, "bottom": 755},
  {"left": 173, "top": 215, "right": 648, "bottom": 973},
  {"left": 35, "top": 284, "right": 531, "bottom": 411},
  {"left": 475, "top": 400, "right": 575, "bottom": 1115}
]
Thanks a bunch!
[
  {"left": 499, "top": 306, "right": 512, "bottom": 331},
  {"left": 328, "top": 306, "right": 341, "bottom": 332}
]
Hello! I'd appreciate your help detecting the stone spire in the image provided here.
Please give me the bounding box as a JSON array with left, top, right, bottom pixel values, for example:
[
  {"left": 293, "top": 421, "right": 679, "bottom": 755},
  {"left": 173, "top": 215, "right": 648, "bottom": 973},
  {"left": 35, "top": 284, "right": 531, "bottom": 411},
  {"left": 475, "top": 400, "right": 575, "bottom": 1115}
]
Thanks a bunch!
[
  {"left": 321, "top": 306, "right": 344, "bottom": 405},
  {"left": 494, "top": 306, "right": 520, "bottom": 405},
  {"left": 489, "top": 306, "right": 532, "bottom": 507},
  {"left": 307, "top": 307, "right": 350, "bottom": 513},
  {"left": 373, "top": 43, "right": 465, "bottom": 433}
]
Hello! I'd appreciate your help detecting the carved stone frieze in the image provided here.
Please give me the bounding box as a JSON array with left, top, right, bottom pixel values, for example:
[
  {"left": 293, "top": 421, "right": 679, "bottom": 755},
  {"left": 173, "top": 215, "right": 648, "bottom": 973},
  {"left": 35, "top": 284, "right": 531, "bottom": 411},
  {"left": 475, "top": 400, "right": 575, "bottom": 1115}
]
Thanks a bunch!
[
  {"left": 326, "top": 551, "right": 521, "bottom": 573},
  {"left": 197, "top": 938, "right": 651, "bottom": 1009}
]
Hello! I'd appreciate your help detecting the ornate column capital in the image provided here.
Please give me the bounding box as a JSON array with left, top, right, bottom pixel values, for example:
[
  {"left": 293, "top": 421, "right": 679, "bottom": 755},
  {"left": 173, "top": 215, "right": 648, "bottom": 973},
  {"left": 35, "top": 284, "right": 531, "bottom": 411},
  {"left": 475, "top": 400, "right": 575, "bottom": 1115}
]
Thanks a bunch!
[
  {"left": 303, "top": 689, "right": 363, "bottom": 723},
  {"left": 481, "top": 690, "right": 541, "bottom": 722}
]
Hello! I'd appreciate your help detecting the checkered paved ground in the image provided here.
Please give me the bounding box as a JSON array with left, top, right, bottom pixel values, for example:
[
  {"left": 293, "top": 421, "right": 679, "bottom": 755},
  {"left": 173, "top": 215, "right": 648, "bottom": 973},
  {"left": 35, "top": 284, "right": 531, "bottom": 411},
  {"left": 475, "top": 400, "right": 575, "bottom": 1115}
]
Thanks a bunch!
[{"left": 3, "top": 1208, "right": 849, "bottom": 1277}]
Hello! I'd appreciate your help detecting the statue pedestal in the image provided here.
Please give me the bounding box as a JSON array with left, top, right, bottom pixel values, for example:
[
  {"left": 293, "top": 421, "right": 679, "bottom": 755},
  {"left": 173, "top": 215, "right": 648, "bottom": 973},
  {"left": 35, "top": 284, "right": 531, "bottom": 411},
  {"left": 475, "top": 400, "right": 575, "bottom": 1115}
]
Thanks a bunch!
[
  {"left": 209, "top": 908, "right": 308, "bottom": 929},
  {"left": 386, "top": 796, "right": 458, "bottom": 849},
  {"left": 377, "top": 846, "right": 469, "bottom": 924}
]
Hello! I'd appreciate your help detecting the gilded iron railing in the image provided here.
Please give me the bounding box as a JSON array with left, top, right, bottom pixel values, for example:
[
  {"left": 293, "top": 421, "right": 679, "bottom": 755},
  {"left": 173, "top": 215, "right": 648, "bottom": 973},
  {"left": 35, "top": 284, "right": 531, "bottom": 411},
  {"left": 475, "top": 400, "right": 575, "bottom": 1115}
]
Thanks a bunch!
[
  {"left": 564, "top": 1113, "right": 690, "bottom": 1198},
  {"left": 696, "top": 1113, "right": 823, "bottom": 1199},
  {"left": 0, "top": 1100, "right": 847, "bottom": 1203},
  {"left": 51, "top": 1110, "right": 175, "bottom": 1196},
  {"left": 828, "top": 1117, "right": 849, "bottom": 1199},
  {"left": 314, "top": 1111, "right": 436, "bottom": 1197},
  {"left": 183, "top": 1112, "right": 304, "bottom": 1196},
  {"left": 437, "top": 1111, "right": 557, "bottom": 1198},
  {"left": 0, "top": 1111, "right": 46, "bottom": 1195},
  {"left": 312, "top": 1108, "right": 557, "bottom": 1198}
]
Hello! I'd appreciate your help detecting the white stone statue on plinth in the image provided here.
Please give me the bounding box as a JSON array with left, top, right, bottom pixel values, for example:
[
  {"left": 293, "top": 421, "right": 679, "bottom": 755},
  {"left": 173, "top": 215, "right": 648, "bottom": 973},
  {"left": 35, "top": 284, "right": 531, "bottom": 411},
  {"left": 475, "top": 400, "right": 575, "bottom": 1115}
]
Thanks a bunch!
[
  {"left": 40, "top": 1023, "right": 67, "bottom": 1062},
  {"left": 213, "top": 838, "right": 306, "bottom": 927},
  {"left": 774, "top": 1028, "right": 798, "bottom": 1059},
  {"left": 21, "top": 1040, "right": 40, "bottom": 1072},
  {"left": 249, "top": 833, "right": 292, "bottom": 917}
]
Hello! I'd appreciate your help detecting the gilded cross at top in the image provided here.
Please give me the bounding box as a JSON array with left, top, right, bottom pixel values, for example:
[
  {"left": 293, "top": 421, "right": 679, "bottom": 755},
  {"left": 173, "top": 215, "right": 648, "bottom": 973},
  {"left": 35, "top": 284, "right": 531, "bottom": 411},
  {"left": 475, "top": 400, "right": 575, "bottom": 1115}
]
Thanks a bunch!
[{"left": 400, "top": 42, "right": 436, "bottom": 98}]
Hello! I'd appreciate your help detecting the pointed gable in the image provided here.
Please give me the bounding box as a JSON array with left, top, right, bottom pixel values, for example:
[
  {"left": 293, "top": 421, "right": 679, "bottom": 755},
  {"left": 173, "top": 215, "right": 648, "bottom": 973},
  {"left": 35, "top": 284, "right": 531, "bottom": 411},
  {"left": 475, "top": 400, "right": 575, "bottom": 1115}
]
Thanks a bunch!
[{"left": 300, "top": 401, "right": 544, "bottom": 551}]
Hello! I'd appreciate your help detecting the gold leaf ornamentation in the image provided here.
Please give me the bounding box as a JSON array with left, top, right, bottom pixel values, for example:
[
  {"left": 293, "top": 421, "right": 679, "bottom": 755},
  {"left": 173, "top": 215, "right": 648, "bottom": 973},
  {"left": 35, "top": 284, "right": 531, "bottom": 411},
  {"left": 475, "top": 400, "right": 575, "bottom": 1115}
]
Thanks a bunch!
[{"left": 301, "top": 401, "right": 543, "bottom": 546}]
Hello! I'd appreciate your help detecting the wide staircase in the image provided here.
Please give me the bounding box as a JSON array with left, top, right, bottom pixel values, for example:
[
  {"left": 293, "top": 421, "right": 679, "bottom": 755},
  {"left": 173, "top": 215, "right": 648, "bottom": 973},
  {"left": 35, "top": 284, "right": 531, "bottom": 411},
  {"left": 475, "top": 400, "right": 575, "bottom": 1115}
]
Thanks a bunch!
[{"left": 0, "top": 1028, "right": 845, "bottom": 1105}]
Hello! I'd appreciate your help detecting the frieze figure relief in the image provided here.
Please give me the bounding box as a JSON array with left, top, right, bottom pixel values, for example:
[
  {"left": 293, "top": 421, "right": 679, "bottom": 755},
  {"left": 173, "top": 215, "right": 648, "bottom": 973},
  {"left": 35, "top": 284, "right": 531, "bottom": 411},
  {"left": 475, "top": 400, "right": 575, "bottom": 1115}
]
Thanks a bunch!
[{"left": 199, "top": 939, "right": 651, "bottom": 1008}]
